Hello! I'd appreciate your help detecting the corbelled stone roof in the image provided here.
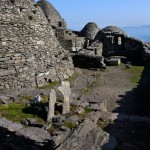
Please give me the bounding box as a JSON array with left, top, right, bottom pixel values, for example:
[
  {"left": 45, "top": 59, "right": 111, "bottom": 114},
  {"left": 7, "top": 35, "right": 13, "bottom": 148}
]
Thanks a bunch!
[
  {"left": 37, "top": 0, "right": 67, "bottom": 28},
  {"left": 101, "top": 26, "right": 127, "bottom": 35},
  {"left": 95, "top": 26, "right": 127, "bottom": 41},
  {"left": 80, "top": 22, "right": 100, "bottom": 40},
  {"left": 0, "top": 0, "right": 74, "bottom": 90}
]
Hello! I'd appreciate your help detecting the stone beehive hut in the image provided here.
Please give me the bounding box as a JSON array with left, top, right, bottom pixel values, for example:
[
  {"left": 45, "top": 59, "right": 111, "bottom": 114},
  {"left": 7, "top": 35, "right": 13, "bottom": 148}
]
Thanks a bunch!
[
  {"left": 95, "top": 26, "right": 127, "bottom": 41},
  {"left": 80, "top": 22, "right": 100, "bottom": 41},
  {"left": 95, "top": 26, "right": 144, "bottom": 63},
  {"left": 37, "top": 0, "right": 67, "bottom": 28},
  {"left": 0, "top": 0, "right": 74, "bottom": 90},
  {"left": 101, "top": 26, "right": 127, "bottom": 35}
]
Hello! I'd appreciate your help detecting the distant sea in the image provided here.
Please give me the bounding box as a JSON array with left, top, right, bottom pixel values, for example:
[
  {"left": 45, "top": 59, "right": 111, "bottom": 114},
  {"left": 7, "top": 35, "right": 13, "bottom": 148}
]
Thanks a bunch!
[{"left": 122, "top": 25, "right": 150, "bottom": 42}]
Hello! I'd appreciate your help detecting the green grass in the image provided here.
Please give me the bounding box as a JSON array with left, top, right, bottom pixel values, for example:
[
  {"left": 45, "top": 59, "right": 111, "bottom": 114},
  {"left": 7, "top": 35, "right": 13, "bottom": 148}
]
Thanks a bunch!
[
  {"left": 65, "top": 72, "right": 79, "bottom": 82},
  {"left": 82, "top": 80, "right": 97, "bottom": 94},
  {"left": 127, "top": 66, "right": 144, "bottom": 85},
  {"left": 84, "top": 107, "right": 93, "bottom": 113},
  {"left": 19, "top": 95, "right": 48, "bottom": 103},
  {"left": 79, "top": 107, "right": 92, "bottom": 119},
  {"left": 0, "top": 103, "right": 45, "bottom": 123},
  {"left": 97, "top": 119, "right": 111, "bottom": 129},
  {"left": 38, "top": 81, "right": 61, "bottom": 90},
  {"left": 19, "top": 95, "right": 34, "bottom": 102},
  {"left": 63, "top": 121, "right": 77, "bottom": 129},
  {"left": 38, "top": 72, "right": 79, "bottom": 90}
]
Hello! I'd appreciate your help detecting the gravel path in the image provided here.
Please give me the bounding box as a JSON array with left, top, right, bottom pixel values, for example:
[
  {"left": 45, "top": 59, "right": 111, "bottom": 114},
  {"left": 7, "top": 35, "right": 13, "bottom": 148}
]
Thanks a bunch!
[
  {"left": 71, "top": 66, "right": 150, "bottom": 149},
  {"left": 72, "top": 66, "right": 135, "bottom": 114}
]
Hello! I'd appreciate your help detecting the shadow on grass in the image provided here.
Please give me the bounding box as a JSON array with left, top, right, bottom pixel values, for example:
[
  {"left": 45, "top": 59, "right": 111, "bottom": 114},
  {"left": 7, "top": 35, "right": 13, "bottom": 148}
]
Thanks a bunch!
[{"left": 22, "top": 103, "right": 48, "bottom": 122}]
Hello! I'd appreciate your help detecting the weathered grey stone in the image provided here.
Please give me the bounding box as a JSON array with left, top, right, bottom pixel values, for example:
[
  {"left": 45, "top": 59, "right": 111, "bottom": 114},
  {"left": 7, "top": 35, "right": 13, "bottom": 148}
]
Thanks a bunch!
[
  {"left": 0, "top": 96, "right": 16, "bottom": 104},
  {"left": 95, "top": 26, "right": 145, "bottom": 64},
  {"left": 89, "top": 101, "right": 107, "bottom": 112},
  {"left": 37, "top": 0, "right": 67, "bottom": 28},
  {"left": 80, "top": 22, "right": 100, "bottom": 41},
  {"left": 52, "top": 127, "right": 71, "bottom": 148},
  {"left": 0, "top": 117, "right": 23, "bottom": 131},
  {"left": 57, "top": 118, "right": 117, "bottom": 150},
  {"left": 107, "top": 57, "right": 121, "bottom": 66},
  {"left": 59, "top": 81, "right": 71, "bottom": 114},
  {"left": 75, "top": 107, "right": 85, "bottom": 115},
  {"left": 47, "top": 89, "right": 56, "bottom": 121},
  {"left": 0, "top": 0, "right": 74, "bottom": 90},
  {"left": 65, "top": 115, "right": 80, "bottom": 124},
  {"left": 17, "top": 127, "right": 51, "bottom": 144}
]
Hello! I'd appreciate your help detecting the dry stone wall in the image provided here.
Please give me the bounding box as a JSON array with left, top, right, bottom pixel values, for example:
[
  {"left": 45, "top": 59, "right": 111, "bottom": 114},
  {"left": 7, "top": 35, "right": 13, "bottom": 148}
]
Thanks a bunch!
[
  {"left": 94, "top": 26, "right": 145, "bottom": 63},
  {"left": 124, "top": 37, "right": 144, "bottom": 63},
  {"left": 0, "top": 0, "right": 74, "bottom": 90},
  {"left": 37, "top": 0, "right": 67, "bottom": 28},
  {"left": 55, "top": 29, "right": 85, "bottom": 52}
]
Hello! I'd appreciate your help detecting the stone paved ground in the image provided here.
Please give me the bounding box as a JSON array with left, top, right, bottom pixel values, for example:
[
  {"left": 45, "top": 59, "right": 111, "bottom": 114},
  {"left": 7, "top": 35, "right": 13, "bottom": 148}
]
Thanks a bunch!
[{"left": 71, "top": 65, "right": 150, "bottom": 149}]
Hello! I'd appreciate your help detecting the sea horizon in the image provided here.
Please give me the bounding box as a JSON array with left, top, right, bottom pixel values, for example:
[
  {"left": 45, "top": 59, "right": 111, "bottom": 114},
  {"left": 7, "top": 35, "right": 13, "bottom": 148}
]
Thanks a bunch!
[{"left": 122, "top": 25, "right": 150, "bottom": 42}]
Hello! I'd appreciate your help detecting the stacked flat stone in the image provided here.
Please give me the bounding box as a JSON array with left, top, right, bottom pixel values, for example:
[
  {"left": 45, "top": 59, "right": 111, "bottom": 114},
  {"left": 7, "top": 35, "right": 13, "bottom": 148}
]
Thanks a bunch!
[
  {"left": 80, "top": 22, "right": 100, "bottom": 41},
  {"left": 0, "top": 0, "right": 74, "bottom": 90},
  {"left": 101, "top": 26, "right": 127, "bottom": 35},
  {"left": 37, "top": 0, "right": 67, "bottom": 28},
  {"left": 94, "top": 25, "right": 144, "bottom": 63}
]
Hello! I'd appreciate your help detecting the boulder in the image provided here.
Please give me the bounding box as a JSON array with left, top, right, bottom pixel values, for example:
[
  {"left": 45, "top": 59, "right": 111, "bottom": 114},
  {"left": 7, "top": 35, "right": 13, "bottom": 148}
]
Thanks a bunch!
[
  {"left": 107, "top": 57, "right": 121, "bottom": 66},
  {"left": 16, "top": 127, "right": 51, "bottom": 145},
  {"left": 0, "top": 96, "right": 16, "bottom": 104},
  {"left": 57, "top": 118, "right": 117, "bottom": 150},
  {"left": 0, "top": 117, "right": 23, "bottom": 131}
]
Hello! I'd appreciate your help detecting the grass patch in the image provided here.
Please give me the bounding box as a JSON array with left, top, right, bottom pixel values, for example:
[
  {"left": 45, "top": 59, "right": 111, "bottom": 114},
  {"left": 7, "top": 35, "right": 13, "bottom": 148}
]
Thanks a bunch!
[
  {"left": 64, "top": 121, "right": 77, "bottom": 129},
  {"left": 97, "top": 119, "right": 110, "bottom": 129},
  {"left": 38, "top": 72, "right": 79, "bottom": 90},
  {"left": 127, "top": 66, "right": 144, "bottom": 85},
  {"left": 47, "top": 126, "right": 60, "bottom": 134},
  {"left": 19, "top": 95, "right": 34, "bottom": 102},
  {"left": 82, "top": 80, "right": 97, "bottom": 94},
  {"left": 19, "top": 95, "right": 48, "bottom": 104},
  {"left": 38, "top": 81, "right": 61, "bottom": 90},
  {"left": 84, "top": 106, "right": 93, "bottom": 113},
  {"left": 79, "top": 107, "right": 92, "bottom": 119},
  {"left": 65, "top": 72, "right": 79, "bottom": 82},
  {"left": 70, "top": 105, "right": 78, "bottom": 112},
  {"left": 0, "top": 103, "right": 45, "bottom": 123}
]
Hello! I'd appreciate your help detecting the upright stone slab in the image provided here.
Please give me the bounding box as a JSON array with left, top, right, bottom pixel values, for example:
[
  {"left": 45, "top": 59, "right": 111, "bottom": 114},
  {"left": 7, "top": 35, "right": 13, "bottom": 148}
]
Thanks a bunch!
[
  {"left": 59, "top": 81, "right": 71, "bottom": 114},
  {"left": 47, "top": 89, "right": 56, "bottom": 121}
]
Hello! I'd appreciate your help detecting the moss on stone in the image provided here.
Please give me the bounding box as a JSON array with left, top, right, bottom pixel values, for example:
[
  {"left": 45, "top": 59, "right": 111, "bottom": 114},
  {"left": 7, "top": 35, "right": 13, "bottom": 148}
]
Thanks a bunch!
[{"left": 63, "top": 121, "right": 77, "bottom": 129}]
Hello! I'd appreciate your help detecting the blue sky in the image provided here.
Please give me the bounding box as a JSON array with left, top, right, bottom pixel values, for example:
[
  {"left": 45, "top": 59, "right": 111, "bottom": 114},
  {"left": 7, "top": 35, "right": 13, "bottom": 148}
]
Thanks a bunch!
[{"left": 36, "top": 0, "right": 150, "bottom": 30}]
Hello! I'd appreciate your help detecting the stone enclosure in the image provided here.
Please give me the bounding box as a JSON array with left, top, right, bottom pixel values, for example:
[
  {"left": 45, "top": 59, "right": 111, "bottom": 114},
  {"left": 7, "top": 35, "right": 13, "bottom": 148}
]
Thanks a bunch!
[{"left": 0, "top": 0, "right": 150, "bottom": 91}]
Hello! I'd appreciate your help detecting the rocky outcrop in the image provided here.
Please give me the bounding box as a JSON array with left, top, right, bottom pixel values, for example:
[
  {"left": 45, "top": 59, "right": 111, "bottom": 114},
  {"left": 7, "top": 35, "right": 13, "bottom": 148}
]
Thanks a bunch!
[
  {"left": 143, "top": 42, "right": 150, "bottom": 65},
  {"left": 0, "top": 117, "right": 51, "bottom": 149},
  {"left": 0, "top": 0, "right": 74, "bottom": 90},
  {"left": 0, "top": 117, "right": 23, "bottom": 131},
  {"left": 57, "top": 118, "right": 117, "bottom": 150}
]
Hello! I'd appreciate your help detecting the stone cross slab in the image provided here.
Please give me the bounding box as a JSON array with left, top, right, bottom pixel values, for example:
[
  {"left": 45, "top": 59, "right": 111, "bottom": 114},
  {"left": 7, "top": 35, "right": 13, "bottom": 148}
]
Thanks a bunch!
[
  {"left": 47, "top": 89, "right": 56, "bottom": 121},
  {"left": 59, "top": 81, "right": 71, "bottom": 114}
]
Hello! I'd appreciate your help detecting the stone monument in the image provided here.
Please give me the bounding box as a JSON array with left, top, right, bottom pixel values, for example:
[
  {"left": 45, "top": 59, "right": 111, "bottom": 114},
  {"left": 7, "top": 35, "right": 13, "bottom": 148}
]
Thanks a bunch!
[
  {"left": 59, "top": 81, "right": 71, "bottom": 114},
  {"left": 47, "top": 89, "right": 56, "bottom": 121}
]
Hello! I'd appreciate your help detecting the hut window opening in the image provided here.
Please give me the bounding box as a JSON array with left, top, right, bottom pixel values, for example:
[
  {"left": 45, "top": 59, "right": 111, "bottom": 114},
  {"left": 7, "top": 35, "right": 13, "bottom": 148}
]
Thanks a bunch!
[{"left": 118, "top": 37, "right": 122, "bottom": 45}]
